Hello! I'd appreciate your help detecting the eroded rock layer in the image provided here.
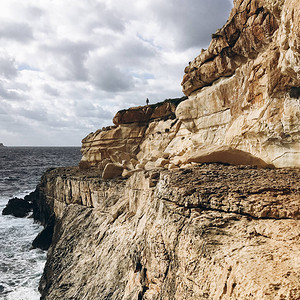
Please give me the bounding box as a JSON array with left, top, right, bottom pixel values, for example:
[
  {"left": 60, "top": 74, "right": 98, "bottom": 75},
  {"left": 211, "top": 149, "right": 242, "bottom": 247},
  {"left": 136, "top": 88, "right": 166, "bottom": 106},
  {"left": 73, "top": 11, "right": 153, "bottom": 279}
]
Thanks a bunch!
[
  {"left": 179, "top": 0, "right": 300, "bottom": 168},
  {"left": 80, "top": 0, "right": 299, "bottom": 171},
  {"left": 34, "top": 164, "right": 300, "bottom": 299}
]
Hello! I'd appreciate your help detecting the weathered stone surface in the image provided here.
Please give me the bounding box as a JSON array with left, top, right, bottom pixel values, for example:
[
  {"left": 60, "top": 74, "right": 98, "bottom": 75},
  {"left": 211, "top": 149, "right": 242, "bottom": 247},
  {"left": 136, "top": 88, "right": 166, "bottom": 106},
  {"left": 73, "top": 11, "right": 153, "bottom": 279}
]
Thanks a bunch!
[
  {"left": 80, "top": 0, "right": 299, "bottom": 170},
  {"left": 177, "top": 0, "right": 300, "bottom": 168},
  {"left": 37, "top": 2, "right": 300, "bottom": 297},
  {"left": 182, "top": 0, "right": 285, "bottom": 95},
  {"left": 102, "top": 163, "right": 123, "bottom": 179},
  {"left": 81, "top": 123, "right": 147, "bottom": 170},
  {"left": 33, "top": 164, "right": 300, "bottom": 299},
  {"left": 112, "top": 97, "right": 187, "bottom": 126}
]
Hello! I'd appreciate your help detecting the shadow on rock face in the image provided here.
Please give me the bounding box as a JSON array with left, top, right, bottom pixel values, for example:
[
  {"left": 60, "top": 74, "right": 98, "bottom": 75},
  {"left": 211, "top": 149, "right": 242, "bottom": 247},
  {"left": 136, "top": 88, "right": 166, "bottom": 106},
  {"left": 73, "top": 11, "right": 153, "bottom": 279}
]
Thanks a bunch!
[
  {"left": 289, "top": 87, "right": 300, "bottom": 99},
  {"left": 32, "top": 215, "right": 55, "bottom": 250}
]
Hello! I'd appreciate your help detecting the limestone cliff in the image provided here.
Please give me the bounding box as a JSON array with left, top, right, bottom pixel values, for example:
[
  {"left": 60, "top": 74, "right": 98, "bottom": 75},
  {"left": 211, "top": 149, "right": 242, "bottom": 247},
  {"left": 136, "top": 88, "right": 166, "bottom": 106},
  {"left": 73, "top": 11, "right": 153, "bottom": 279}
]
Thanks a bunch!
[
  {"left": 30, "top": 0, "right": 300, "bottom": 299},
  {"left": 80, "top": 0, "right": 299, "bottom": 172},
  {"left": 33, "top": 165, "right": 299, "bottom": 300}
]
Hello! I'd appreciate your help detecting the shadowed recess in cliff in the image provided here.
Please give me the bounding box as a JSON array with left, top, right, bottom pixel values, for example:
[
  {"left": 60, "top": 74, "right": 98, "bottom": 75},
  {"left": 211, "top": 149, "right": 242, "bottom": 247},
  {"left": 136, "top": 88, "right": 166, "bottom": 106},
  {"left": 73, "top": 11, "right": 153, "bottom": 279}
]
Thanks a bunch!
[{"left": 186, "top": 146, "right": 274, "bottom": 168}]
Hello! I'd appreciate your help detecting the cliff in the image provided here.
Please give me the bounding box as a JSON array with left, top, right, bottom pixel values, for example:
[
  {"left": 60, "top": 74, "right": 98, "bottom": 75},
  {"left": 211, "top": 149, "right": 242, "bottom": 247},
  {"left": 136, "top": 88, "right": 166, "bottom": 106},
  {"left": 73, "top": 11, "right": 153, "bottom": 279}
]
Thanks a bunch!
[
  {"left": 33, "top": 165, "right": 299, "bottom": 299},
  {"left": 31, "top": 0, "right": 300, "bottom": 299},
  {"left": 80, "top": 0, "right": 299, "bottom": 172}
]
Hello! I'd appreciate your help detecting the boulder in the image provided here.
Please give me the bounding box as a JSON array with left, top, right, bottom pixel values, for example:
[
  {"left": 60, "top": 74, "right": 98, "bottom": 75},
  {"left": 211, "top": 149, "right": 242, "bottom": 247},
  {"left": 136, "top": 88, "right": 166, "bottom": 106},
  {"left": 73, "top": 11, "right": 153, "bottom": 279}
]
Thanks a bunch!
[
  {"left": 102, "top": 163, "right": 124, "bottom": 179},
  {"left": 2, "top": 197, "right": 32, "bottom": 218}
]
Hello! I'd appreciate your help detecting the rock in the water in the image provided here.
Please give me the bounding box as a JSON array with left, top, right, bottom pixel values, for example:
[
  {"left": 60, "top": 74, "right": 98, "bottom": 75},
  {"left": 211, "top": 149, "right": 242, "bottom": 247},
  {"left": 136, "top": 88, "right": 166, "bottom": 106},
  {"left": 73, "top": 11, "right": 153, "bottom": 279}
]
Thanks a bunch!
[{"left": 2, "top": 197, "right": 32, "bottom": 218}]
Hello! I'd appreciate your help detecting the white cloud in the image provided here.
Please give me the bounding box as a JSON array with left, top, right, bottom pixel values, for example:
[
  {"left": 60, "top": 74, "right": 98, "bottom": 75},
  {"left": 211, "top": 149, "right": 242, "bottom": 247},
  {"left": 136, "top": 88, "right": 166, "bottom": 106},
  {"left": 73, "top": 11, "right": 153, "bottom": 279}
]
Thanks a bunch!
[
  {"left": 0, "top": 0, "right": 233, "bottom": 146},
  {"left": 0, "top": 52, "right": 18, "bottom": 79}
]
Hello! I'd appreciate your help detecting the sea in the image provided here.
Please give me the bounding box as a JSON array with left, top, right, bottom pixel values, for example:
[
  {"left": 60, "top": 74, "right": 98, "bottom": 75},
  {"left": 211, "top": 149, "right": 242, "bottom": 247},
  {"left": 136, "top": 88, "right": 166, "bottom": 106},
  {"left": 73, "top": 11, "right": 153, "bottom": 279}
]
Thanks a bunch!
[{"left": 0, "top": 147, "right": 82, "bottom": 300}]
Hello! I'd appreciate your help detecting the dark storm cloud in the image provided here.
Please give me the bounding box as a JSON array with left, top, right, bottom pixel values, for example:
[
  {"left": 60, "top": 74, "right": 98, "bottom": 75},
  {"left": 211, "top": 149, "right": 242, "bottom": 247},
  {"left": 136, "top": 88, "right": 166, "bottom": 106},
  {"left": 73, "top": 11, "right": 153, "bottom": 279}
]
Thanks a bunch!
[{"left": 0, "top": 21, "right": 34, "bottom": 42}]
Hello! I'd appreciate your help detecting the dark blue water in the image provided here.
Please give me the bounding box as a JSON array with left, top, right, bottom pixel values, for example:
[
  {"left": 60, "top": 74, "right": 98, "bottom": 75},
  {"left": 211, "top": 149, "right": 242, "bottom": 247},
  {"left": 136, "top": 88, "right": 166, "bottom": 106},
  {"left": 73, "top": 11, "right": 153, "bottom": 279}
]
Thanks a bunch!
[{"left": 0, "top": 147, "right": 81, "bottom": 299}]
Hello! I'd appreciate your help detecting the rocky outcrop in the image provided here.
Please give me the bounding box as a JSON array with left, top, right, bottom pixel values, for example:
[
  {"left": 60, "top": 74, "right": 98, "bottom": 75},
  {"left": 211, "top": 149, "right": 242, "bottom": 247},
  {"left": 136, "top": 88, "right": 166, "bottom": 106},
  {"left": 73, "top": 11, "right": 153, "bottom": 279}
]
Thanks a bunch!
[
  {"left": 33, "top": 164, "right": 300, "bottom": 299},
  {"left": 80, "top": 97, "right": 187, "bottom": 172},
  {"left": 80, "top": 0, "right": 299, "bottom": 170}
]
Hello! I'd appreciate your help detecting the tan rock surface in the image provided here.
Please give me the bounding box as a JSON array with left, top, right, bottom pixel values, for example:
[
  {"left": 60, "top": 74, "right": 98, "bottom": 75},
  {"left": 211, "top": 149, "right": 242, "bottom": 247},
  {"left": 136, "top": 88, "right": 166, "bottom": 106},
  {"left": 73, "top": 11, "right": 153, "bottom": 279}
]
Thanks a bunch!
[
  {"left": 33, "top": 164, "right": 300, "bottom": 299},
  {"left": 178, "top": 0, "right": 300, "bottom": 168},
  {"left": 80, "top": 0, "right": 299, "bottom": 170}
]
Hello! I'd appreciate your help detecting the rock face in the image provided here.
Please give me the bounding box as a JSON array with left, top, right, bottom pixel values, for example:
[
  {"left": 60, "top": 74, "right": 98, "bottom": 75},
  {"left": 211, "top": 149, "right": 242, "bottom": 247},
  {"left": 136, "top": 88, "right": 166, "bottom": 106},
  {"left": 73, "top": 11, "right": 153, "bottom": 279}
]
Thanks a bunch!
[
  {"left": 31, "top": 0, "right": 300, "bottom": 299},
  {"left": 179, "top": 0, "right": 300, "bottom": 168},
  {"left": 33, "top": 165, "right": 300, "bottom": 299},
  {"left": 80, "top": 0, "right": 299, "bottom": 170},
  {"left": 80, "top": 97, "right": 187, "bottom": 172}
]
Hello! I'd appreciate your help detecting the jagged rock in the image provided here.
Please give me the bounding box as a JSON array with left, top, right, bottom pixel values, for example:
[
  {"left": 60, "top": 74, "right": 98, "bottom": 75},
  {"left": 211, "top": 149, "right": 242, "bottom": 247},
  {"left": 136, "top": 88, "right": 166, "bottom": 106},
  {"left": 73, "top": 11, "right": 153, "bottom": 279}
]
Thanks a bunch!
[
  {"left": 102, "top": 163, "right": 123, "bottom": 179},
  {"left": 81, "top": 98, "right": 187, "bottom": 172},
  {"left": 81, "top": 123, "right": 147, "bottom": 169},
  {"left": 154, "top": 158, "right": 169, "bottom": 168},
  {"left": 32, "top": 2, "right": 300, "bottom": 298},
  {"left": 113, "top": 106, "right": 153, "bottom": 125},
  {"left": 2, "top": 197, "right": 32, "bottom": 218}
]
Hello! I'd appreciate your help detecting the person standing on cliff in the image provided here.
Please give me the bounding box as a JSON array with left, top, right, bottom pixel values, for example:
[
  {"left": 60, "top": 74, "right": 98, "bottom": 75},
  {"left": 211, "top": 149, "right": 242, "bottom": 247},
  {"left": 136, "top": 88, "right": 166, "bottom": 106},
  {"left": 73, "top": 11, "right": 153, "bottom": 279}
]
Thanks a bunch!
[{"left": 146, "top": 98, "right": 149, "bottom": 106}]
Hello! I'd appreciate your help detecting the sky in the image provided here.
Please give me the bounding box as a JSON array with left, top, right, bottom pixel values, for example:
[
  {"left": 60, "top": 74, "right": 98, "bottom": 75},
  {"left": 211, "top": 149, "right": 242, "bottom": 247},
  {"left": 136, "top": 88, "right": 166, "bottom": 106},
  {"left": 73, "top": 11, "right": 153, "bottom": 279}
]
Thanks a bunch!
[{"left": 0, "top": 0, "right": 233, "bottom": 146}]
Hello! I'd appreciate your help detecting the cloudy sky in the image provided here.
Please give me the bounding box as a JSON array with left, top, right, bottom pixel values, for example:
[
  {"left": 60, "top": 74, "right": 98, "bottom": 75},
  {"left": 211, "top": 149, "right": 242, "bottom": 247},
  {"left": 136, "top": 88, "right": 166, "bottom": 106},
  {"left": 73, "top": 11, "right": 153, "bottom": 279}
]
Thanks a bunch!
[{"left": 0, "top": 0, "right": 233, "bottom": 146}]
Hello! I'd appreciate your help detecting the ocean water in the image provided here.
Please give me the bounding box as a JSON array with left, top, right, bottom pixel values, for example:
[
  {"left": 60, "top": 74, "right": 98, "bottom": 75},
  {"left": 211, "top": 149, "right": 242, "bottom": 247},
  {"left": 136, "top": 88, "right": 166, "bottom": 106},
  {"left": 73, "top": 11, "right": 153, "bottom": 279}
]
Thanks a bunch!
[{"left": 0, "top": 147, "right": 82, "bottom": 300}]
